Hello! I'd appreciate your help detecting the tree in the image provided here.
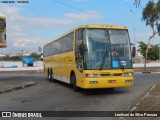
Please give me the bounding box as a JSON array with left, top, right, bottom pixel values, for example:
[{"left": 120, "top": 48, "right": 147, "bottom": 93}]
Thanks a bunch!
[
  {"left": 138, "top": 41, "right": 147, "bottom": 58},
  {"left": 134, "top": 0, "right": 141, "bottom": 8},
  {"left": 141, "top": 0, "right": 160, "bottom": 70},
  {"left": 138, "top": 41, "right": 159, "bottom": 61},
  {"left": 30, "top": 53, "right": 41, "bottom": 61},
  {"left": 134, "top": 0, "right": 155, "bottom": 8},
  {"left": 149, "top": 44, "right": 159, "bottom": 60}
]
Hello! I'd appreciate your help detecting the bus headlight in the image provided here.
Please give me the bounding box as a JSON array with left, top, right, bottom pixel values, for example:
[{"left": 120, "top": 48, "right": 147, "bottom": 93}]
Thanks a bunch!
[
  {"left": 85, "top": 74, "right": 101, "bottom": 78},
  {"left": 123, "top": 72, "right": 133, "bottom": 76},
  {"left": 125, "top": 80, "right": 133, "bottom": 83}
]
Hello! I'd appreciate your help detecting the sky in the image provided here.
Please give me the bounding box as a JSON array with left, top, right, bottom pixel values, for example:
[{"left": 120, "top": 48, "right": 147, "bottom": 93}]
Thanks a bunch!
[{"left": 0, "top": 0, "right": 159, "bottom": 54}]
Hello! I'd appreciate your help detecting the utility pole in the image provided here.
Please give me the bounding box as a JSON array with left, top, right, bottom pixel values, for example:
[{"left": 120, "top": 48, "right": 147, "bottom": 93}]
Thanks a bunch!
[{"left": 130, "top": 10, "right": 136, "bottom": 43}]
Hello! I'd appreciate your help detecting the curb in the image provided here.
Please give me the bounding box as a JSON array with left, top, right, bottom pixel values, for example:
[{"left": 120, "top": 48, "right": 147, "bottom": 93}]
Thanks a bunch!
[
  {"left": 0, "top": 81, "right": 37, "bottom": 94},
  {"left": 135, "top": 72, "right": 160, "bottom": 74},
  {"left": 129, "top": 83, "right": 157, "bottom": 112},
  {"left": 142, "top": 71, "right": 151, "bottom": 74}
]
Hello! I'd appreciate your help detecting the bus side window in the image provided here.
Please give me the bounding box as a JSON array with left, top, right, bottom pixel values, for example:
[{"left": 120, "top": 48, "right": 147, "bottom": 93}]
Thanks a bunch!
[
  {"left": 0, "top": 31, "right": 4, "bottom": 42},
  {"left": 76, "top": 29, "right": 83, "bottom": 72}
]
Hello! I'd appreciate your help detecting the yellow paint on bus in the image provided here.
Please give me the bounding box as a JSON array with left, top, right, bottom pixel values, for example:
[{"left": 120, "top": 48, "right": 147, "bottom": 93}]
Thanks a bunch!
[{"left": 43, "top": 24, "right": 134, "bottom": 90}]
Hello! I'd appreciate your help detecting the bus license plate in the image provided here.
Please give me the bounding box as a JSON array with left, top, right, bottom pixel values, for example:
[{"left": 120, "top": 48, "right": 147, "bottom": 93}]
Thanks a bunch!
[{"left": 108, "top": 80, "right": 116, "bottom": 83}]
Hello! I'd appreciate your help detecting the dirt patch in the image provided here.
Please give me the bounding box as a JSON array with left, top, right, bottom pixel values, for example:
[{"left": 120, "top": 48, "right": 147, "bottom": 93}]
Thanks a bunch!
[
  {"left": 125, "top": 83, "right": 160, "bottom": 120},
  {"left": 135, "top": 83, "right": 160, "bottom": 111}
]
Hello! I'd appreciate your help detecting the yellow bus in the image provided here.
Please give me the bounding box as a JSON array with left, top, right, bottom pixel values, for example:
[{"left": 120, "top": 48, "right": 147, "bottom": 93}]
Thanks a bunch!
[
  {"left": 43, "top": 24, "right": 135, "bottom": 91},
  {"left": 0, "top": 16, "right": 6, "bottom": 48}
]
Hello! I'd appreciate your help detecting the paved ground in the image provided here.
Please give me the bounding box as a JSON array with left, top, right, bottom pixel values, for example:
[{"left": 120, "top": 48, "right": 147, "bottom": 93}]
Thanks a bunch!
[
  {"left": 0, "top": 73, "right": 159, "bottom": 120},
  {"left": 0, "top": 80, "right": 37, "bottom": 94}
]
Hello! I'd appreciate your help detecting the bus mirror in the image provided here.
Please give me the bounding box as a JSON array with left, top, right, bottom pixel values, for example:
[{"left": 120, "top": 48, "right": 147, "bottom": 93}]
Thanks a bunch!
[
  {"left": 79, "top": 44, "right": 85, "bottom": 56},
  {"left": 132, "top": 46, "right": 136, "bottom": 57},
  {"left": 78, "top": 40, "right": 83, "bottom": 46},
  {"left": 78, "top": 40, "right": 84, "bottom": 56}
]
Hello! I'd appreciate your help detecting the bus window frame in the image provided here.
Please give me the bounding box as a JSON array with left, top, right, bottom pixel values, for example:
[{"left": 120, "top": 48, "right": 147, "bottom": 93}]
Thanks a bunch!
[
  {"left": 0, "top": 17, "right": 6, "bottom": 48},
  {"left": 75, "top": 28, "right": 84, "bottom": 73}
]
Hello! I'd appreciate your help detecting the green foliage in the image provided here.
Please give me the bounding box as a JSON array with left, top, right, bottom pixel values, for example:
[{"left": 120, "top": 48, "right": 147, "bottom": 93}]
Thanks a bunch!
[
  {"left": 0, "top": 55, "right": 22, "bottom": 61},
  {"left": 30, "top": 53, "right": 41, "bottom": 61},
  {"left": 142, "top": 0, "right": 160, "bottom": 32},
  {"left": 142, "top": 1, "right": 156, "bottom": 28},
  {"left": 148, "top": 44, "right": 159, "bottom": 60},
  {"left": 138, "top": 41, "right": 159, "bottom": 60},
  {"left": 138, "top": 41, "right": 147, "bottom": 57}
]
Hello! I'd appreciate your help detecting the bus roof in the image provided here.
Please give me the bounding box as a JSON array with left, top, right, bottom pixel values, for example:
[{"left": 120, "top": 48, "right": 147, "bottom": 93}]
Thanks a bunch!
[
  {"left": 75, "top": 24, "right": 127, "bottom": 29},
  {"left": 44, "top": 24, "right": 128, "bottom": 46},
  {"left": 0, "top": 16, "right": 6, "bottom": 20}
]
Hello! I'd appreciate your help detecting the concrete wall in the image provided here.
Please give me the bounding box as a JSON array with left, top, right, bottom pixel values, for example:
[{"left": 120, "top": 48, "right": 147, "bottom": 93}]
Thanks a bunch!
[
  {"left": 0, "top": 61, "right": 43, "bottom": 68},
  {"left": 1, "top": 61, "right": 160, "bottom": 68},
  {"left": 133, "top": 63, "right": 160, "bottom": 68},
  {"left": 0, "top": 61, "right": 43, "bottom": 71}
]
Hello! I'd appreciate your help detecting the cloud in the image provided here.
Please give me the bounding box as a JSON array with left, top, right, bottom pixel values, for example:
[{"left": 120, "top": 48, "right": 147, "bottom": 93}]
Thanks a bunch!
[
  {"left": 0, "top": 4, "right": 20, "bottom": 17},
  {"left": 123, "top": 0, "right": 132, "bottom": 2},
  {"left": 74, "top": 0, "right": 88, "bottom": 2},
  {"left": 0, "top": 6, "right": 72, "bottom": 31},
  {"left": 64, "top": 11, "right": 102, "bottom": 21},
  {"left": 11, "top": 17, "right": 73, "bottom": 30},
  {"left": 0, "top": 5, "right": 103, "bottom": 53},
  {"left": 0, "top": 5, "right": 101, "bottom": 31},
  {"left": 13, "top": 37, "right": 44, "bottom": 47}
]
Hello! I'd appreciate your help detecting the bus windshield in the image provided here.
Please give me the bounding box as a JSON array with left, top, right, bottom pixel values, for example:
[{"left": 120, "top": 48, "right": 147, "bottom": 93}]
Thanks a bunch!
[{"left": 83, "top": 29, "right": 132, "bottom": 70}]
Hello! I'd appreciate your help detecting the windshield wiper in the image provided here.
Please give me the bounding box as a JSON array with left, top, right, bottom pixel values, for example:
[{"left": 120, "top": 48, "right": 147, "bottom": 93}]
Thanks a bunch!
[
  {"left": 112, "top": 52, "right": 124, "bottom": 70},
  {"left": 99, "top": 49, "right": 108, "bottom": 70},
  {"left": 99, "top": 50, "right": 125, "bottom": 71}
]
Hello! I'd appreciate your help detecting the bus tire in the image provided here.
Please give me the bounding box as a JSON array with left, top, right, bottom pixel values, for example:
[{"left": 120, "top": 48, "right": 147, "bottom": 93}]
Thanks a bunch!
[
  {"left": 71, "top": 74, "right": 79, "bottom": 91},
  {"left": 50, "top": 70, "right": 56, "bottom": 82},
  {"left": 47, "top": 70, "right": 49, "bottom": 80}
]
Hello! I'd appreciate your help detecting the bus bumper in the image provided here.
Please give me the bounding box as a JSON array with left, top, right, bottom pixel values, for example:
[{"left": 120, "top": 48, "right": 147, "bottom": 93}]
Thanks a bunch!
[{"left": 80, "top": 76, "right": 133, "bottom": 89}]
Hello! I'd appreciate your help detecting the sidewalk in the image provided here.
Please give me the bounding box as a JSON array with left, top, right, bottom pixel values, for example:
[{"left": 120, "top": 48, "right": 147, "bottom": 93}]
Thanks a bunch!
[
  {"left": 130, "top": 83, "right": 160, "bottom": 111},
  {"left": 0, "top": 80, "right": 37, "bottom": 94},
  {"left": 134, "top": 67, "right": 160, "bottom": 73},
  {"left": 125, "top": 83, "right": 160, "bottom": 119}
]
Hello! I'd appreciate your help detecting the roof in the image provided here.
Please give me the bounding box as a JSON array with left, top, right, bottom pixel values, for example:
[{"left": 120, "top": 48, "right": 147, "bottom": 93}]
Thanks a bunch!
[
  {"left": 0, "top": 16, "right": 6, "bottom": 20},
  {"left": 75, "top": 24, "right": 127, "bottom": 29},
  {"left": 44, "top": 24, "right": 128, "bottom": 46}
]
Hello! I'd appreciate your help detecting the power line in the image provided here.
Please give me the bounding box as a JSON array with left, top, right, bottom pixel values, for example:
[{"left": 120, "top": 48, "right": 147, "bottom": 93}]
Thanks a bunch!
[
  {"left": 51, "top": 0, "right": 125, "bottom": 26},
  {"left": 51, "top": 0, "right": 152, "bottom": 44},
  {"left": 52, "top": 0, "right": 83, "bottom": 12}
]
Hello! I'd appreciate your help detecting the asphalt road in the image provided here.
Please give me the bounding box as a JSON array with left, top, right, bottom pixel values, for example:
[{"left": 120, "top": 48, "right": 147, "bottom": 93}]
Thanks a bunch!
[{"left": 0, "top": 73, "right": 160, "bottom": 120}]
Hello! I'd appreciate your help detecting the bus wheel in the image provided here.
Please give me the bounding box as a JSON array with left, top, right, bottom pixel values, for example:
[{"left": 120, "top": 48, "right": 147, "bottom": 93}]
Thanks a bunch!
[
  {"left": 50, "top": 71, "right": 55, "bottom": 82},
  {"left": 71, "top": 74, "right": 79, "bottom": 91},
  {"left": 47, "top": 70, "right": 50, "bottom": 80}
]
